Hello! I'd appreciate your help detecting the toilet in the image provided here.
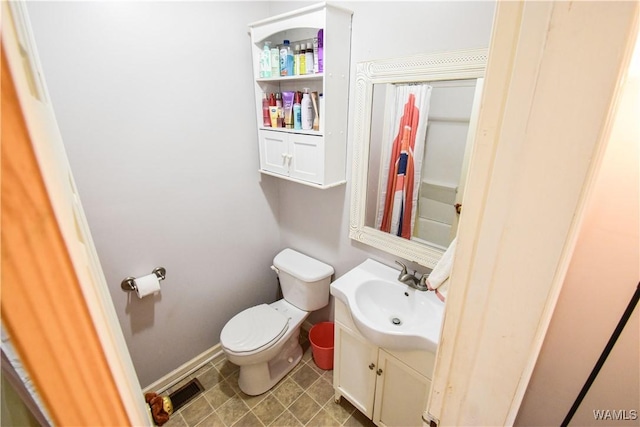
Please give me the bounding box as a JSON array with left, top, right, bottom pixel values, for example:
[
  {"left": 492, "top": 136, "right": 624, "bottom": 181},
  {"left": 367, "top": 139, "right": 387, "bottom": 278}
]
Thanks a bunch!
[{"left": 219, "top": 248, "right": 334, "bottom": 396}]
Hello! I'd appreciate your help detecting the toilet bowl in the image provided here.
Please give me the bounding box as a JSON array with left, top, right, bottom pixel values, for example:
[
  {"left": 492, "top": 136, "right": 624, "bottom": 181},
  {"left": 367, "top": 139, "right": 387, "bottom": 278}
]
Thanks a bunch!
[{"left": 220, "top": 248, "right": 334, "bottom": 396}]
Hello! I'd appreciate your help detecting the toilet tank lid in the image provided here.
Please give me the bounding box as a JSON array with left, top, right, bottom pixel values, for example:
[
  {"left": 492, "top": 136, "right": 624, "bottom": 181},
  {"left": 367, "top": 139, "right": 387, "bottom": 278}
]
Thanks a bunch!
[{"left": 274, "top": 249, "right": 334, "bottom": 282}]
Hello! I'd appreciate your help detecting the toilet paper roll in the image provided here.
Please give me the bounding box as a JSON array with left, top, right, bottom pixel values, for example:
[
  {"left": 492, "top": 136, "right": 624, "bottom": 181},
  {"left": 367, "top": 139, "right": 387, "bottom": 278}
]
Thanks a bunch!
[{"left": 134, "top": 274, "right": 161, "bottom": 299}]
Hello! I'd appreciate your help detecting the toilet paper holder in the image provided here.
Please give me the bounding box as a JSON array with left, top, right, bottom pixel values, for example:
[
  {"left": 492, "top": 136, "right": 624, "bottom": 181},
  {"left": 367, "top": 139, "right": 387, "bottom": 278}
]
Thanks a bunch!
[{"left": 121, "top": 267, "right": 166, "bottom": 292}]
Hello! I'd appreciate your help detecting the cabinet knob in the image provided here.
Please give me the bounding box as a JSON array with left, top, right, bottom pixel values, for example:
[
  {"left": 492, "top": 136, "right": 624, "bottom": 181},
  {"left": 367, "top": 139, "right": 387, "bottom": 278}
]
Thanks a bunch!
[
  {"left": 368, "top": 363, "right": 375, "bottom": 370},
  {"left": 376, "top": 368, "right": 383, "bottom": 376}
]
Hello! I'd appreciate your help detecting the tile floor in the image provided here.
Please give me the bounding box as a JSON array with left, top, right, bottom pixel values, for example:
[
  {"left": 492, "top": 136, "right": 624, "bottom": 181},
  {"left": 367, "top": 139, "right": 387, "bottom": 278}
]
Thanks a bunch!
[{"left": 162, "top": 332, "right": 376, "bottom": 427}]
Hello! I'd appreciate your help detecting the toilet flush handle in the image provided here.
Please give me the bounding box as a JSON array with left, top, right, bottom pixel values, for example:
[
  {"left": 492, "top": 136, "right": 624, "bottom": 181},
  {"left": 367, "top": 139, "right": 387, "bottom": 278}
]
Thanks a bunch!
[{"left": 270, "top": 265, "right": 280, "bottom": 274}]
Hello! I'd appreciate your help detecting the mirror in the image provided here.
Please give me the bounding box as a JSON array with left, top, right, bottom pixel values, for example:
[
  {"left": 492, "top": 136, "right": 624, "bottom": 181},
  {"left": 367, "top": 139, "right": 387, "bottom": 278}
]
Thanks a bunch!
[{"left": 350, "top": 49, "right": 487, "bottom": 268}]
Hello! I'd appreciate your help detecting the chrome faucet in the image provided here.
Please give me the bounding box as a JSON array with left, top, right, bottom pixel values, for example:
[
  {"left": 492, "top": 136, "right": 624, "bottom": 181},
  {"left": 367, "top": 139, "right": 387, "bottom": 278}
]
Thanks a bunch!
[{"left": 395, "top": 261, "right": 429, "bottom": 291}]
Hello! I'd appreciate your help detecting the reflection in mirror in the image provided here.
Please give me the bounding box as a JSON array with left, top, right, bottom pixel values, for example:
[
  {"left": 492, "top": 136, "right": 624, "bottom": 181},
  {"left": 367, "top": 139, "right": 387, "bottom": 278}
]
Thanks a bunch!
[
  {"left": 366, "top": 79, "right": 481, "bottom": 249},
  {"left": 350, "top": 49, "right": 487, "bottom": 267}
]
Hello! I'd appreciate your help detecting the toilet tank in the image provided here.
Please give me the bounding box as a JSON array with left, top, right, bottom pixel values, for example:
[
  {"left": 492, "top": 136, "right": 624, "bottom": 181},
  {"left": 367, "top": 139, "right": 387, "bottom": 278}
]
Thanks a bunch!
[{"left": 273, "top": 249, "right": 334, "bottom": 311}]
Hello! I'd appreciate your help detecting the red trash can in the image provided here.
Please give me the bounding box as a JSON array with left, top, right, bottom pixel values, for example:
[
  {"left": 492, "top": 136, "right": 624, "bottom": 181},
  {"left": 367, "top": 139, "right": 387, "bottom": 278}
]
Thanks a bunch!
[{"left": 308, "top": 322, "right": 335, "bottom": 370}]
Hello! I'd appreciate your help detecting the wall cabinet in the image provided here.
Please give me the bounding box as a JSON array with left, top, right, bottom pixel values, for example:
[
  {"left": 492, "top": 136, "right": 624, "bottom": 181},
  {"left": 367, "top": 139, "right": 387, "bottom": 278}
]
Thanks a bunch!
[
  {"left": 333, "top": 299, "right": 435, "bottom": 427},
  {"left": 248, "top": 3, "right": 352, "bottom": 189},
  {"left": 259, "top": 130, "right": 326, "bottom": 185}
]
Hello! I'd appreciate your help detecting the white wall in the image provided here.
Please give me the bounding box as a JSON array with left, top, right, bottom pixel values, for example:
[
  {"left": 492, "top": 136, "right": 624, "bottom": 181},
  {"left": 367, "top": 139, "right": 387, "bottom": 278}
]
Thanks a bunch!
[
  {"left": 516, "top": 50, "right": 640, "bottom": 426},
  {"left": 27, "top": 1, "right": 279, "bottom": 388},
  {"left": 27, "top": 1, "right": 496, "bottom": 386},
  {"left": 271, "top": 1, "right": 496, "bottom": 322}
]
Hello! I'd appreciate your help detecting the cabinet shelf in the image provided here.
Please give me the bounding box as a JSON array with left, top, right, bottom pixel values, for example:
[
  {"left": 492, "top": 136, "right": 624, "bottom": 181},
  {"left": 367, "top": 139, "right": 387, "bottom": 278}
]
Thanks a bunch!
[
  {"left": 259, "top": 127, "right": 322, "bottom": 137},
  {"left": 249, "top": 3, "right": 352, "bottom": 189},
  {"left": 259, "top": 169, "right": 346, "bottom": 189},
  {"left": 256, "top": 74, "right": 324, "bottom": 83}
]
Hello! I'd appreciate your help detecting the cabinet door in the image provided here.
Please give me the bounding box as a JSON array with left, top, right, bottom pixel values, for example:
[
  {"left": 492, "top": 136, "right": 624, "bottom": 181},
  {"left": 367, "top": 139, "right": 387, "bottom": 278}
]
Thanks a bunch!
[
  {"left": 259, "top": 130, "right": 290, "bottom": 176},
  {"left": 333, "top": 323, "right": 378, "bottom": 418},
  {"left": 288, "top": 133, "right": 324, "bottom": 184},
  {"left": 373, "top": 350, "right": 431, "bottom": 427}
]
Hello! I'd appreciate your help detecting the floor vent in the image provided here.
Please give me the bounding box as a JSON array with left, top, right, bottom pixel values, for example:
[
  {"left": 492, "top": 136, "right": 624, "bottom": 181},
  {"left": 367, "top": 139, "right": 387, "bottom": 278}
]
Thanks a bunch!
[{"left": 169, "top": 378, "right": 204, "bottom": 411}]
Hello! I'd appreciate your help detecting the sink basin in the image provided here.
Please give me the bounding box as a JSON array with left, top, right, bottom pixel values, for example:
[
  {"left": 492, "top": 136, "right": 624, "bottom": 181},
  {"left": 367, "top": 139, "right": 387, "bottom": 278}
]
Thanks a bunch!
[{"left": 330, "top": 259, "right": 444, "bottom": 352}]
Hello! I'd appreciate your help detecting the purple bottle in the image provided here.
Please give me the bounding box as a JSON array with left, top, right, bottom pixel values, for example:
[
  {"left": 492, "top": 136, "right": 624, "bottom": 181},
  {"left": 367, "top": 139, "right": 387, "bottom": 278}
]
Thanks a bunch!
[{"left": 317, "top": 29, "right": 324, "bottom": 73}]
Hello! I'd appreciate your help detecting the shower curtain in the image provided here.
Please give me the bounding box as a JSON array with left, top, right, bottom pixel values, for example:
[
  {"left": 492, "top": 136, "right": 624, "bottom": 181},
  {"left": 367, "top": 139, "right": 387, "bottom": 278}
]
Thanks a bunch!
[{"left": 375, "top": 83, "right": 432, "bottom": 239}]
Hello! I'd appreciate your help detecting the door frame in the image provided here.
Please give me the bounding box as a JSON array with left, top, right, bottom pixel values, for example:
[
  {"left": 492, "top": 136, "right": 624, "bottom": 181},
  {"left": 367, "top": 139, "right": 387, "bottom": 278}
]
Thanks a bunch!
[
  {"left": 1, "top": 2, "right": 150, "bottom": 425},
  {"left": 427, "top": 2, "right": 639, "bottom": 425}
]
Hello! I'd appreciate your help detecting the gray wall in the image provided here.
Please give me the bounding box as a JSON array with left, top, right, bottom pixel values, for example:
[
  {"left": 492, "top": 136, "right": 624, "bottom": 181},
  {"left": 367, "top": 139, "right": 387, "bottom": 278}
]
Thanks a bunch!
[{"left": 27, "top": 1, "right": 496, "bottom": 387}]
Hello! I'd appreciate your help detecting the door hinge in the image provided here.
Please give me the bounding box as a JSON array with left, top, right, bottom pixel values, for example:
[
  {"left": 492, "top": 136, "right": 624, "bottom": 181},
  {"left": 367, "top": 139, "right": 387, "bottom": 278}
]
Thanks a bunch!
[{"left": 423, "top": 412, "right": 439, "bottom": 427}]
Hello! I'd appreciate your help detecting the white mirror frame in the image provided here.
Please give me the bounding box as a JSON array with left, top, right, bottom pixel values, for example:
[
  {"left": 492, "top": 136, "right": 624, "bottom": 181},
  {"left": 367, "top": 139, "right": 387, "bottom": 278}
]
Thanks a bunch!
[{"left": 349, "top": 48, "right": 488, "bottom": 268}]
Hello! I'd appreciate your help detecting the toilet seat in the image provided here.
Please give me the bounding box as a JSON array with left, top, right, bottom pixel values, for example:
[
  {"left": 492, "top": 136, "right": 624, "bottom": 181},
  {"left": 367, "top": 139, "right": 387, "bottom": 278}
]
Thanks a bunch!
[{"left": 220, "top": 304, "right": 289, "bottom": 354}]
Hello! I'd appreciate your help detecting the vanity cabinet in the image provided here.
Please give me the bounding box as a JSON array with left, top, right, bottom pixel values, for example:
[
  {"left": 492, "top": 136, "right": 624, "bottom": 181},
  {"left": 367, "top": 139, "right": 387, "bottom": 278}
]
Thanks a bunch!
[
  {"left": 248, "top": 3, "right": 352, "bottom": 189},
  {"left": 333, "top": 300, "right": 435, "bottom": 426}
]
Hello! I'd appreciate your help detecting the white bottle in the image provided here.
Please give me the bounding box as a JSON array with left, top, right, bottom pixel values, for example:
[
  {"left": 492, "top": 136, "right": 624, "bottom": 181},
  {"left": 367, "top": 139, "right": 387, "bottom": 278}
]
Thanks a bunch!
[
  {"left": 270, "top": 45, "right": 279, "bottom": 77},
  {"left": 260, "top": 41, "right": 272, "bottom": 78},
  {"left": 305, "top": 42, "right": 314, "bottom": 74},
  {"left": 294, "top": 44, "right": 301, "bottom": 75},
  {"left": 313, "top": 37, "right": 319, "bottom": 73},
  {"left": 301, "top": 88, "right": 313, "bottom": 130}
]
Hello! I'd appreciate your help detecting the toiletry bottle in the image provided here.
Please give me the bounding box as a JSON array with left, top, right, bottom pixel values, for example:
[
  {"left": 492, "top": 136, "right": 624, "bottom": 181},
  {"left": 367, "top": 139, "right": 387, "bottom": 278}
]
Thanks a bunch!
[
  {"left": 283, "top": 91, "right": 294, "bottom": 129},
  {"left": 260, "top": 41, "right": 272, "bottom": 78},
  {"left": 270, "top": 45, "right": 280, "bottom": 77},
  {"left": 313, "top": 37, "right": 319, "bottom": 74},
  {"left": 293, "top": 91, "right": 302, "bottom": 130},
  {"left": 262, "top": 93, "right": 271, "bottom": 127},
  {"left": 305, "top": 42, "right": 314, "bottom": 74},
  {"left": 301, "top": 88, "right": 313, "bottom": 130},
  {"left": 279, "top": 42, "right": 287, "bottom": 76},
  {"left": 311, "top": 91, "right": 319, "bottom": 131},
  {"left": 268, "top": 93, "right": 277, "bottom": 128},
  {"left": 275, "top": 92, "right": 284, "bottom": 127},
  {"left": 280, "top": 40, "right": 292, "bottom": 76},
  {"left": 294, "top": 44, "right": 300, "bottom": 76},
  {"left": 317, "top": 30, "right": 324, "bottom": 73},
  {"left": 286, "top": 43, "right": 294, "bottom": 76},
  {"left": 299, "top": 44, "right": 307, "bottom": 75}
]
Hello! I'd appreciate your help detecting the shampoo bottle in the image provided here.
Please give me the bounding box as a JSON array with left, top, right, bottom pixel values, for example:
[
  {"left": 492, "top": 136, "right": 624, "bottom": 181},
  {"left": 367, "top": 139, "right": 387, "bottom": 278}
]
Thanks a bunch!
[
  {"left": 280, "top": 40, "right": 292, "bottom": 76},
  {"left": 313, "top": 37, "right": 319, "bottom": 74},
  {"left": 311, "top": 91, "right": 319, "bottom": 131},
  {"left": 299, "top": 44, "right": 307, "bottom": 75},
  {"left": 301, "top": 88, "right": 313, "bottom": 130},
  {"left": 262, "top": 93, "right": 271, "bottom": 127},
  {"left": 305, "top": 42, "right": 314, "bottom": 74},
  {"left": 286, "top": 43, "right": 294, "bottom": 76},
  {"left": 260, "top": 41, "right": 272, "bottom": 78},
  {"left": 294, "top": 44, "right": 301, "bottom": 75},
  {"left": 317, "top": 30, "right": 324, "bottom": 73},
  {"left": 275, "top": 92, "right": 284, "bottom": 127},
  {"left": 270, "top": 45, "right": 279, "bottom": 77},
  {"left": 268, "top": 92, "right": 278, "bottom": 128},
  {"left": 293, "top": 91, "right": 302, "bottom": 130}
]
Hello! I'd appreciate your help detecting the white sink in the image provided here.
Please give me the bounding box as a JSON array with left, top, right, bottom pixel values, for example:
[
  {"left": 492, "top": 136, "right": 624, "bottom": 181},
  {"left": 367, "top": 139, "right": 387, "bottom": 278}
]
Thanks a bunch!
[{"left": 330, "top": 259, "right": 444, "bottom": 352}]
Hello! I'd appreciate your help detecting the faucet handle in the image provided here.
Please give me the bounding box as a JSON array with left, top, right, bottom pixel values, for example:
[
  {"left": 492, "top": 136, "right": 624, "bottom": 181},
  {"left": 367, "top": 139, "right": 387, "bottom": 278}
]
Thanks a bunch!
[
  {"left": 419, "top": 274, "right": 430, "bottom": 291},
  {"left": 394, "top": 260, "right": 408, "bottom": 275}
]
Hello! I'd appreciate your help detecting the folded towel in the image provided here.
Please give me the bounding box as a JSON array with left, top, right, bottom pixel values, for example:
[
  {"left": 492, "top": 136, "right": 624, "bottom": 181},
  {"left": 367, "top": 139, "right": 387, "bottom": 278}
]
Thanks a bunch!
[{"left": 427, "top": 237, "right": 457, "bottom": 301}]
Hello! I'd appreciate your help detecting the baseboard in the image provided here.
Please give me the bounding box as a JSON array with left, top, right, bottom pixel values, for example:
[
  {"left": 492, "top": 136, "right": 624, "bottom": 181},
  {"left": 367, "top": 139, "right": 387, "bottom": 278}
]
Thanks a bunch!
[
  {"left": 142, "top": 344, "right": 225, "bottom": 394},
  {"left": 144, "top": 322, "right": 316, "bottom": 394}
]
